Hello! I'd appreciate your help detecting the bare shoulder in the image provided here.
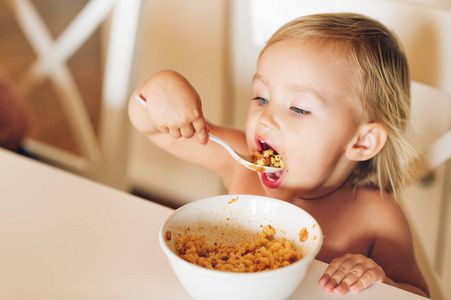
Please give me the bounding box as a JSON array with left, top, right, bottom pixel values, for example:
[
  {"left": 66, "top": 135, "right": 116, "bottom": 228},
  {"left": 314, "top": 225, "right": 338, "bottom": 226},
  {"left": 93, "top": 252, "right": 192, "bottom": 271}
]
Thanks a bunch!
[
  {"left": 347, "top": 188, "right": 412, "bottom": 255},
  {"left": 355, "top": 188, "right": 428, "bottom": 294},
  {"left": 354, "top": 189, "right": 412, "bottom": 252},
  {"left": 351, "top": 189, "right": 407, "bottom": 229}
]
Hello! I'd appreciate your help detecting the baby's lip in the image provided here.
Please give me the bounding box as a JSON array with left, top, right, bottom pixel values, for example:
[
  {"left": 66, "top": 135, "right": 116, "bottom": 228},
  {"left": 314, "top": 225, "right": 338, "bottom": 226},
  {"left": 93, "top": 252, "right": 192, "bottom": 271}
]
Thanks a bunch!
[
  {"left": 267, "top": 170, "right": 284, "bottom": 181},
  {"left": 261, "top": 170, "right": 284, "bottom": 188}
]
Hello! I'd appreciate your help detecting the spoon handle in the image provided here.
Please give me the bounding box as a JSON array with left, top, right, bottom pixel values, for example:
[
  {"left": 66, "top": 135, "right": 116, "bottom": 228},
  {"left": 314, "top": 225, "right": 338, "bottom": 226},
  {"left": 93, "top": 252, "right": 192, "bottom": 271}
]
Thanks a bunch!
[
  {"left": 208, "top": 134, "right": 241, "bottom": 161},
  {"left": 135, "top": 94, "right": 147, "bottom": 106}
]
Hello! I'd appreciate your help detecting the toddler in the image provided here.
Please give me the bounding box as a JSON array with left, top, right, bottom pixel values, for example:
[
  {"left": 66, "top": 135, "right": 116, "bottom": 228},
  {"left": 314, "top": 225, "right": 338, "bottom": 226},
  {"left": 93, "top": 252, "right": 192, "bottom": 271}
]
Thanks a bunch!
[{"left": 129, "top": 13, "right": 428, "bottom": 297}]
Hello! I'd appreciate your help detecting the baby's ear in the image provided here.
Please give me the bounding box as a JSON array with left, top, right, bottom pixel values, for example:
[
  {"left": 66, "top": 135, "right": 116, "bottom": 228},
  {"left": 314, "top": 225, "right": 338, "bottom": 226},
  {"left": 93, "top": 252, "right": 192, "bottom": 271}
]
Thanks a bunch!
[{"left": 345, "top": 123, "right": 387, "bottom": 161}]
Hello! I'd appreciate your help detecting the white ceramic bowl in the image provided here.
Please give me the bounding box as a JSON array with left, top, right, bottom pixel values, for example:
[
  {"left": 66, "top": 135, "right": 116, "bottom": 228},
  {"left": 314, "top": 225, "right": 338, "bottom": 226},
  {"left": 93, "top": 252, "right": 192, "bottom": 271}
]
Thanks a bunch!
[{"left": 159, "top": 194, "right": 323, "bottom": 300}]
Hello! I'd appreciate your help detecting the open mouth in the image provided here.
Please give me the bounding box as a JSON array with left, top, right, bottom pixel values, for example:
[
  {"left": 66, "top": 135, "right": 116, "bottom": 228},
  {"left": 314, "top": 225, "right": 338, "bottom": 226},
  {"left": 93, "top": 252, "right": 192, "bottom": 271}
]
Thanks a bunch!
[
  {"left": 256, "top": 139, "right": 285, "bottom": 187},
  {"left": 259, "top": 139, "right": 273, "bottom": 152},
  {"left": 250, "top": 140, "right": 284, "bottom": 170}
]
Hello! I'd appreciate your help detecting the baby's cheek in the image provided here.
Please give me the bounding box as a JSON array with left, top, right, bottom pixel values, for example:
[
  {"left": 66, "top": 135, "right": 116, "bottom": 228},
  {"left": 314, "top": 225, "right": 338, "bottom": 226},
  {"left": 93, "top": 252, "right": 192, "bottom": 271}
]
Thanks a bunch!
[
  {"left": 244, "top": 120, "right": 256, "bottom": 145},
  {"left": 284, "top": 159, "right": 330, "bottom": 190}
]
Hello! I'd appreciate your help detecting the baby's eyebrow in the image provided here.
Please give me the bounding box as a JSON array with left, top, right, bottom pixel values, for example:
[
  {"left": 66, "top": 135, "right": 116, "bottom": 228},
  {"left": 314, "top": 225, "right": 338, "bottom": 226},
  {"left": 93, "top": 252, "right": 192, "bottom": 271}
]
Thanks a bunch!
[
  {"left": 286, "top": 83, "right": 325, "bottom": 102},
  {"left": 253, "top": 73, "right": 325, "bottom": 103},
  {"left": 252, "top": 73, "right": 266, "bottom": 85}
]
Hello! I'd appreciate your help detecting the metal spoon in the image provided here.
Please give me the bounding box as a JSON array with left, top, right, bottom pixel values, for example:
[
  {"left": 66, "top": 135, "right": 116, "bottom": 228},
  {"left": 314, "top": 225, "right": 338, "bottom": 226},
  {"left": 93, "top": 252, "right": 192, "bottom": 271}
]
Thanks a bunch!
[{"left": 135, "top": 94, "right": 282, "bottom": 173}]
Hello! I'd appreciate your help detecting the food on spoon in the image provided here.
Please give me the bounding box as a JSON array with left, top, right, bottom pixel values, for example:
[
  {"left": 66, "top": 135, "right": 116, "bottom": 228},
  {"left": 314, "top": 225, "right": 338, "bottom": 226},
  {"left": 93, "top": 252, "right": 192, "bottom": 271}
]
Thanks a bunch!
[
  {"left": 250, "top": 149, "right": 285, "bottom": 169},
  {"left": 249, "top": 164, "right": 266, "bottom": 172},
  {"left": 175, "top": 225, "right": 302, "bottom": 273}
]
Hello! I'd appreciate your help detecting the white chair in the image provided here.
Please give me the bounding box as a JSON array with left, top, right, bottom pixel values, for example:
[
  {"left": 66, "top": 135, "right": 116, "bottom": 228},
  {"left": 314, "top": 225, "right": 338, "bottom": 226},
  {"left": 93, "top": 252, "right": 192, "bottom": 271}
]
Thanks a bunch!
[
  {"left": 4, "top": 0, "right": 142, "bottom": 190},
  {"left": 245, "top": 0, "right": 451, "bottom": 298}
]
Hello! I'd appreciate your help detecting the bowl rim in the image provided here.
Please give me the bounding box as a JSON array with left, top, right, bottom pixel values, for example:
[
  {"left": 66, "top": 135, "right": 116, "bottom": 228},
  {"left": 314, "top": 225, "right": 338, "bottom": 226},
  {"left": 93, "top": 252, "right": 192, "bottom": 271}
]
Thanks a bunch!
[{"left": 158, "top": 194, "right": 323, "bottom": 279}]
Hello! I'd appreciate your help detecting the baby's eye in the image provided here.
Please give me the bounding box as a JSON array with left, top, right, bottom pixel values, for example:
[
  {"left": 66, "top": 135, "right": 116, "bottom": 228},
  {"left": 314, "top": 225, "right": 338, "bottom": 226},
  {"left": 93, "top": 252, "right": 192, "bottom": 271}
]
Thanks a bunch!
[
  {"left": 252, "top": 97, "right": 269, "bottom": 105},
  {"left": 290, "top": 106, "right": 310, "bottom": 116}
]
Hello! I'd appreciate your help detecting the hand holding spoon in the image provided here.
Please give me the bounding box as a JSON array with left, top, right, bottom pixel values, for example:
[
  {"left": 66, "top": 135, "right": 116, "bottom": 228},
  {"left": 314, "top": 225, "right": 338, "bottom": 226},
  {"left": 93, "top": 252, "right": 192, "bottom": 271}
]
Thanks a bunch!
[{"left": 135, "top": 94, "right": 282, "bottom": 173}]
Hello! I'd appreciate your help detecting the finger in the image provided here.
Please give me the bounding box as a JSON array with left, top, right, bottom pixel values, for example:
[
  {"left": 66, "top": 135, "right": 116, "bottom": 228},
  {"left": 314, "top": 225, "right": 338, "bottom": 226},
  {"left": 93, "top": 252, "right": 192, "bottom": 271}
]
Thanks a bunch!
[
  {"left": 322, "top": 256, "right": 349, "bottom": 278},
  {"left": 192, "top": 118, "right": 209, "bottom": 144},
  {"left": 157, "top": 126, "right": 169, "bottom": 134},
  {"left": 349, "top": 268, "right": 379, "bottom": 293},
  {"left": 323, "top": 257, "right": 356, "bottom": 292},
  {"left": 338, "top": 263, "right": 366, "bottom": 288},
  {"left": 319, "top": 257, "right": 347, "bottom": 290},
  {"left": 333, "top": 281, "right": 350, "bottom": 295},
  {"left": 168, "top": 127, "right": 182, "bottom": 139},
  {"left": 318, "top": 274, "right": 330, "bottom": 287},
  {"left": 180, "top": 124, "right": 195, "bottom": 139}
]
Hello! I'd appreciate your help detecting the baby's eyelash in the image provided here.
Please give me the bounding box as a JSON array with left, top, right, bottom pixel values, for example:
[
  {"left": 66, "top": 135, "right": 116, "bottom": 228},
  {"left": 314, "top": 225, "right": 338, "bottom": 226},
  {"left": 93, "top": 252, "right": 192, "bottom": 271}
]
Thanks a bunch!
[
  {"left": 252, "top": 97, "right": 269, "bottom": 105},
  {"left": 290, "top": 106, "right": 310, "bottom": 116}
]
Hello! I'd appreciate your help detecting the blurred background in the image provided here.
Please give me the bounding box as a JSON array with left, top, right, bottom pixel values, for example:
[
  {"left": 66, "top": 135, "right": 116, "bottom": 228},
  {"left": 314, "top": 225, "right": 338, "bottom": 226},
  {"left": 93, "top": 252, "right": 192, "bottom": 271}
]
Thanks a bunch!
[{"left": 0, "top": 0, "right": 450, "bottom": 298}]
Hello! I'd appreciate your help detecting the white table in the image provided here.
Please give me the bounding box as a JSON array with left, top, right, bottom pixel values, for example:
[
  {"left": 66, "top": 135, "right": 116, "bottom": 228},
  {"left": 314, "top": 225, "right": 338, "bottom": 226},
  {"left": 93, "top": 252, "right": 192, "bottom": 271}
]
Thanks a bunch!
[{"left": 0, "top": 148, "right": 425, "bottom": 299}]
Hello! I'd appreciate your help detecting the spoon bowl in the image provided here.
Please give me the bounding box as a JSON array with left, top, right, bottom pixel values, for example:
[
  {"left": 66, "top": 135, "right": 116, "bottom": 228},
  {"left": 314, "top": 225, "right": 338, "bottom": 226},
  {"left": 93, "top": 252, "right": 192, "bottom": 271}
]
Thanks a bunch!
[{"left": 135, "top": 95, "right": 283, "bottom": 173}]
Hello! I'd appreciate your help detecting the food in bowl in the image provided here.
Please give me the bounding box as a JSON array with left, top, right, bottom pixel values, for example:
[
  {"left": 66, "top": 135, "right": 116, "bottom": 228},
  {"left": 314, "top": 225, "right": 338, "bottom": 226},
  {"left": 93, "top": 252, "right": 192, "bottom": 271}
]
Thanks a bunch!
[
  {"left": 159, "top": 195, "right": 322, "bottom": 300},
  {"left": 250, "top": 149, "right": 285, "bottom": 169},
  {"left": 174, "top": 225, "right": 303, "bottom": 273}
]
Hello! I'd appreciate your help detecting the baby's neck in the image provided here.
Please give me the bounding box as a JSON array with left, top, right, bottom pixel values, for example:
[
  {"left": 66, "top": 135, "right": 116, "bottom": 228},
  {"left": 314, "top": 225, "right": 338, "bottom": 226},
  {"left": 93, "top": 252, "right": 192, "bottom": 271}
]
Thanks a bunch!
[
  {"left": 301, "top": 183, "right": 347, "bottom": 201},
  {"left": 299, "top": 176, "right": 351, "bottom": 201}
]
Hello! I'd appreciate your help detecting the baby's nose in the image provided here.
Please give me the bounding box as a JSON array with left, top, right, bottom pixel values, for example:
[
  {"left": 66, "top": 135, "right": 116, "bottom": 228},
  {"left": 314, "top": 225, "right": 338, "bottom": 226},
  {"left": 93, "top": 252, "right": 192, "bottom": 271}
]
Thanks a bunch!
[{"left": 258, "top": 109, "right": 279, "bottom": 131}]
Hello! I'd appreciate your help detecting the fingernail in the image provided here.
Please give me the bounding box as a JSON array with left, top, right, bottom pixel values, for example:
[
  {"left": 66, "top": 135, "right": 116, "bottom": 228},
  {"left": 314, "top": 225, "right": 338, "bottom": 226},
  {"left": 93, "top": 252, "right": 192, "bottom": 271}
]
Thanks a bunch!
[
  {"left": 325, "top": 281, "right": 336, "bottom": 291},
  {"left": 349, "top": 286, "right": 358, "bottom": 293},
  {"left": 319, "top": 274, "right": 330, "bottom": 286},
  {"left": 333, "top": 286, "right": 346, "bottom": 295}
]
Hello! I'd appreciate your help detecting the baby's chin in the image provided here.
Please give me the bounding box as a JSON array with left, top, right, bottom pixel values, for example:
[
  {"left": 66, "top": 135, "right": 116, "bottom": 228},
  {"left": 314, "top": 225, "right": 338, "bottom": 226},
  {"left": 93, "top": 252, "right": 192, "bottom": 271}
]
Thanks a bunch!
[
  {"left": 263, "top": 188, "right": 289, "bottom": 201},
  {"left": 260, "top": 179, "right": 301, "bottom": 201},
  {"left": 261, "top": 179, "right": 323, "bottom": 202}
]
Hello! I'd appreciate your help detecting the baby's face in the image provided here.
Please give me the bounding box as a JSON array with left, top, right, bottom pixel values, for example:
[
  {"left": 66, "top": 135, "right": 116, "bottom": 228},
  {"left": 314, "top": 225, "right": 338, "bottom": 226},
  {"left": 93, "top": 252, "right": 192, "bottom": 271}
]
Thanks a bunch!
[{"left": 245, "top": 39, "right": 365, "bottom": 199}]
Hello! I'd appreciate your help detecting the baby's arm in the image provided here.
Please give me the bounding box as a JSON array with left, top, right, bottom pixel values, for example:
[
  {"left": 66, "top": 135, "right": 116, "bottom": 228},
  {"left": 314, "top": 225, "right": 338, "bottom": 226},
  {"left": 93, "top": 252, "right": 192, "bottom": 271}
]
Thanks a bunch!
[
  {"left": 128, "top": 70, "right": 243, "bottom": 178},
  {"left": 318, "top": 199, "right": 429, "bottom": 297}
]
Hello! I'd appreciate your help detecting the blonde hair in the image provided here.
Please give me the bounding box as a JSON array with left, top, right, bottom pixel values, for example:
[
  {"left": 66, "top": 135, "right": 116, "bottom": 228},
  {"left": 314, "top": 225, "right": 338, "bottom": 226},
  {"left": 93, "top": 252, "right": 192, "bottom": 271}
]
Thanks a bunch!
[{"left": 262, "top": 13, "right": 416, "bottom": 195}]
